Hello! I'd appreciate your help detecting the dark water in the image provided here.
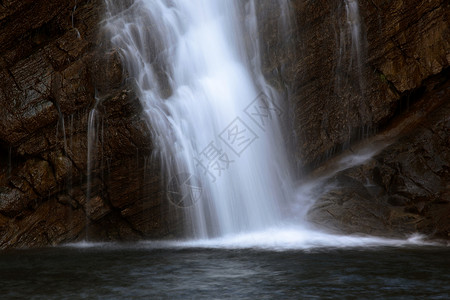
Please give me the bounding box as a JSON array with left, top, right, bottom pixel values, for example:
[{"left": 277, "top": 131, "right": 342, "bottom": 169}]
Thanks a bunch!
[{"left": 0, "top": 244, "right": 449, "bottom": 299}]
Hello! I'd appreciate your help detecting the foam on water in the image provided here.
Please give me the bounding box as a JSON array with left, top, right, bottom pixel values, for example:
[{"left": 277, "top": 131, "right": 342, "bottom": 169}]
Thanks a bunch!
[
  {"left": 62, "top": 241, "right": 112, "bottom": 249},
  {"left": 155, "top": 229, "right": 436, "bottom": 251},
  {"left": 64, "top": 228, "right": 437, "bottom": 251}
]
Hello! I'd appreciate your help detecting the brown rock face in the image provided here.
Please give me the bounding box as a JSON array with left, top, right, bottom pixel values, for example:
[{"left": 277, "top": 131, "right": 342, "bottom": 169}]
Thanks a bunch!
[
  {"left": 259, "top": 0, "right": 449, "bottom": 169},
  {"left": 0, "top": 0, "right": 178, "bottom": 249},
  {"left": 307, "top": 77, "right": 450, "bottom": 238}
]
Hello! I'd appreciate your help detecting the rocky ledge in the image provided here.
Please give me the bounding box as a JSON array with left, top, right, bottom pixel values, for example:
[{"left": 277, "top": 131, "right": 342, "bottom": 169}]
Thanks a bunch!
[{"left": 307, "top": 73, "right": 449, "bottom": 239}]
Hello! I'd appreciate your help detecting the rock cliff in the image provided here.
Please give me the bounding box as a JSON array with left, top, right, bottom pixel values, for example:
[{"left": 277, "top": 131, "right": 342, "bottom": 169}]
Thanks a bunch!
[{"left": 258, "top": 0, "right": 449, "bottom": 238}]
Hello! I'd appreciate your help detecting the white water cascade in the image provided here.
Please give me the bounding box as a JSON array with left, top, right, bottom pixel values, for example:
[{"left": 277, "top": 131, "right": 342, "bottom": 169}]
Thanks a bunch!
[
  {"left": 336, "top": 0, "right": 364, "bottom": 93},
  {"left": 344, "top": 0, "right": 363, "bottom": 76},
  {"left": 104, "top": 0, "right": 295, "bottom": 238}
]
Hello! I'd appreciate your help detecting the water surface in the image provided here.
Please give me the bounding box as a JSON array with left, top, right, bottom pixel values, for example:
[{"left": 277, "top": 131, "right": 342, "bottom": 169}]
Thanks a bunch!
[{"left": 1, "top": 239, "right": 449, "bottom": 299}]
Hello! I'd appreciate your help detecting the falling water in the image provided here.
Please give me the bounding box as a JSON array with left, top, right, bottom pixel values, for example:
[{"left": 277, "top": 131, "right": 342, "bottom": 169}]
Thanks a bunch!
[
  {"left": 104, "top": 0, "right": 294, "bottom": 238},
  {"left": 71, "top": 0, "right": 81, "bottom": 39},
  {"left": 55, "top": 104, "right": 68, "bottom": 154},
  {"left": 85, "top": 98, "right": 103, "bottom": 238},
  {"left": 345, "top": 0, "right": 363, "bottom": 77},
  {"left": 335, "top": 0, "right": 372, "bottom": 144},
  {"left": 86, "top": 108, "right": 97, "bottom": 211},
  {"left": 337, "top": 0, "right": 364, "bottom": 88}
]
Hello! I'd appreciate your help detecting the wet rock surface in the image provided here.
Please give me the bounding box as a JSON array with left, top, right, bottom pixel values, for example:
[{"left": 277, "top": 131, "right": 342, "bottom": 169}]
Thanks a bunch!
[
  {"left": 0, "top": 0, "right": 178, "bottom": 249},
  {"left": 259, "top": 0, "right": 449, "bottom": 169},
  {"left": 308, "top": 77, "right": 450, "bottom": 239},
  {"left": 258, "top": 0, "right": 449, "bottom": 239}
]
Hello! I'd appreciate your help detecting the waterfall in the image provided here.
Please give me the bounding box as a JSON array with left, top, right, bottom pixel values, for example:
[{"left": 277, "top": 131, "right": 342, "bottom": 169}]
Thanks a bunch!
[
  {"left": 336, "top": 0, "right": 364, "bottom": 93},
  {"left": 86, "top": 98, "right": 103, "bottom": 238},
  {"left": 104, "top": 0, "right": 294, "bottom": 238},
  {"left": 335, "top": 0, "right": 372, "bottom": 144},
  {"left": 337, "top": 0, "right": 363, "bottom": 85},
  {"left": 344, "top": 0, "right": 362, "bottom": 78}
]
